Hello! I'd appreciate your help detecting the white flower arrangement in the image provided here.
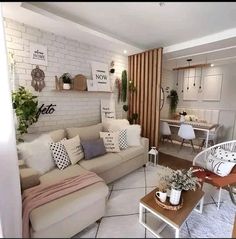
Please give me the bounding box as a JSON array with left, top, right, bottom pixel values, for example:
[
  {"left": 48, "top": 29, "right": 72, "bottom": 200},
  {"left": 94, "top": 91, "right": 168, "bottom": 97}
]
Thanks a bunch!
[{"left": 162, "top": 167, "right": 201, "bottom": 191}]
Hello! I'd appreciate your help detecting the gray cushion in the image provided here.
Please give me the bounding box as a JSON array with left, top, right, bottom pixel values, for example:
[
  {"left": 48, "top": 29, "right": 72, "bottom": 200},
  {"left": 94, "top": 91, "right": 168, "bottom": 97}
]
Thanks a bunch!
[
  {"left": 66, "top": 123, "right": 103, "bottom": 140},
  {"left": 81, "top": 138, "right": 106, "bottom": 160}
]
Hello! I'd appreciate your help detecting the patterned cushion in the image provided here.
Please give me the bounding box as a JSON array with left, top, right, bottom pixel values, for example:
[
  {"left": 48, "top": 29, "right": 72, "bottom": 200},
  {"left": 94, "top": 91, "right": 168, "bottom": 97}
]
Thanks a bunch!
[
  {"left": 205, "top": 154, "right": 236, "bottom": 177},
  {"left": 214, "top": 147, "right": 236, "bottom": 162},
  {"left": 50, "top": 142, "right": 71, "bottom": 170},
  {"left": 119, "top": 129, "right": 128, "bottom": 150},
  {"left": 100, "top": 132, "right": 120, "bottom": 152}
]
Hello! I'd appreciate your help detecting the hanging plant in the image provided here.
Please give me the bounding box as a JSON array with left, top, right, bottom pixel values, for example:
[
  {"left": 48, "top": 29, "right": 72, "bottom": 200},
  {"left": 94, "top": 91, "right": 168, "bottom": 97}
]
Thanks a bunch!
[
  {"left": 121, "top": 70, "right": 127, "bottom": 102},
  {"left": 115, "top": 77, "right": 121, "bottom": 103},
  {"left": 12, "top": 86, "right": 39, "bottom": 141},
  {"left": 167, "top": 89, "right": 179, "bottom": 114}
]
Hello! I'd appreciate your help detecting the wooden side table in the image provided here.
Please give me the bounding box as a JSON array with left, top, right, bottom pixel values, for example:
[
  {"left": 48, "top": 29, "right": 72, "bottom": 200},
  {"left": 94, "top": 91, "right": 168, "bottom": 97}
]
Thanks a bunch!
[{"left": 139, "top": 188, "right": 204, "bottom": 238}]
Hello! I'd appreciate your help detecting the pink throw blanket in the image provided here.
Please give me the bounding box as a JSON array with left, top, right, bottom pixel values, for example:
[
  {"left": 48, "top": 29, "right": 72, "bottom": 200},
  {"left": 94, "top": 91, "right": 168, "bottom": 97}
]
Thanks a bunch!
[{"left": 22, "top": 171, "right": 104, "bottom": 238}]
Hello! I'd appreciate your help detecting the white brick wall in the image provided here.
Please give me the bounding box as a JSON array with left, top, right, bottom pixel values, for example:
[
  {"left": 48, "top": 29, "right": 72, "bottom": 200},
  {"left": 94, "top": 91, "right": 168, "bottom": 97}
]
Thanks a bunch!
[{"left": 4, "top": 18, "right": 128, "bottom": 134}]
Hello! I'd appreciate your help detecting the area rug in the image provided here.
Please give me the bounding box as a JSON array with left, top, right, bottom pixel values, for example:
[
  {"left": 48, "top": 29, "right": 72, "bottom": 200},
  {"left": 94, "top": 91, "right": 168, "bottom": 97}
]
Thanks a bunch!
[{"left": 73, "top": 164, "right": 236, "bottom": 238}]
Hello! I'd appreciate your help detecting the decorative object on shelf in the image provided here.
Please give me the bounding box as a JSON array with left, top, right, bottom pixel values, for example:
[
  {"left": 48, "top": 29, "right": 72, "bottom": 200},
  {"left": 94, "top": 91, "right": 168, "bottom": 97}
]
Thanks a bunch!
[
  {"left": 37, "top": 103, "right": 56, "bottom": 118},
  {"left": 29, "top": 42, "right": 48, "bottom": 66},
  {"left": 73, "top": 74, "right": 87, "bottom": 91},
  {"left": 128, "top": 80, "right": 136, "bottom": 92},
  {"left": 116, "top": 77, "right": 121, "bottom": 102},
  {"left": 31, "top": 65, "right": 45, "bottom": 92},
  {"left": 155, "top": 189, "right": 167, "bottom": 203},
  {"left": 61, "top": 73, "right": 72, "bottom": 90},
  {"left": 109, "top": 60, "right": 115, "bottom": 74},
  {"left": 167, "top": 89, "right": 179, "bottom": 114},
  {"left": 121, "top": 70, "right": 127, "bottom": 102},
  {"left": 91, "top": 61, "right": 111, "bottom": 92},
  {"left": 163, "top": 167, "right": 201, "bottom": 205},
  {"left": 12, "top": 86, "right": 39, "bottom": 141},
  {"left": 148, "top": 146, "right": 158, "bottom": 165}
]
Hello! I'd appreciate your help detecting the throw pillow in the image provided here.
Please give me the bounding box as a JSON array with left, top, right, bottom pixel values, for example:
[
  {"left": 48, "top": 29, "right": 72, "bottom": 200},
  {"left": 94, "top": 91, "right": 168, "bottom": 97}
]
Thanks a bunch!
[
  {"left": 119, "top": 129, "right": 128, "bottom": 150},
  {"left": 205, "top": 154, "right": 236, "bottom": 177},
  {"left": 17, "top": 134, "right": 55, "bottom": 175},
  {"left": 61, "top": 135, "right": 84, "bottom": 165},
  {"left": 80, "top": 138, "right": 106, "bottom": 160},
  {"left": 125, "top": 124, "right": 141, "bottom": 146},
  {"left": 105, "top": 119, "right": 130, "bottom": 132},
  {"left": 48, "top": 129, "right": 67, "bottom": 142},
  {"left": 50, "top": 141, "right": 71, "bottom": 170},
  {"left": 100, "top": 132, "right": 120, "bottom": 152},
  {"left": 214, "top": 147, "right": 236, "bottom": 162}
]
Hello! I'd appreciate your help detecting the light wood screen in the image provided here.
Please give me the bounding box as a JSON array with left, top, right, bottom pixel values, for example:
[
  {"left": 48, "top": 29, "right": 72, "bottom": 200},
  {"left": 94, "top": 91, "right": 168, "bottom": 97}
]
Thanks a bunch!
[{"left": 128, "top": 48, "right": 163, "bottom": 148}]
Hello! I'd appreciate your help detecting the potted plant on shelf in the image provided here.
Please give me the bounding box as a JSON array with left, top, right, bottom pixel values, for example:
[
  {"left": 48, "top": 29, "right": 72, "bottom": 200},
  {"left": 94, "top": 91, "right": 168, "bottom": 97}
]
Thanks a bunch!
[
  {"left": 61, "top": 73, "right": 72, "bottom": 90},
  {"left": 164, "top": 167, "right": 201, "bottom": 205},
  {"left": 12, "top": 86, "right": 39, "bottom": 142}
]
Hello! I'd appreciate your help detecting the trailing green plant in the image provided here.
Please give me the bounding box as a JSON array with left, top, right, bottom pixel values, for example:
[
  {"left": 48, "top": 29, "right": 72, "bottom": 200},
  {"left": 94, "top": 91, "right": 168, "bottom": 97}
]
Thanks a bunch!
[
  {"left": 167, "top": 89, "right": 179, "bottom": 113},
  {"left": 12, "top": 86, "right": 39, "bottom": 140},
  {"left": 123, "top": 104, "right": 128, "bottom": 112},
  {"left": 121, "top": 70, "right": 127, "bottom": 102}
]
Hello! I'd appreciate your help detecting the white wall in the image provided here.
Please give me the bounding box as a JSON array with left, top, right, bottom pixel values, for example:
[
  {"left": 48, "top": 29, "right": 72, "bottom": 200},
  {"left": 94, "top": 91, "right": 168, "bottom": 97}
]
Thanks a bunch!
[
  {"left": 4, "top": 18, "right": 128, "bottom": 134},
  {"left": 0, "top": 6, "right": 22, "bottom": 237},
  {"left": 164, "top": 63, "right": 236, "bottom": 141}
]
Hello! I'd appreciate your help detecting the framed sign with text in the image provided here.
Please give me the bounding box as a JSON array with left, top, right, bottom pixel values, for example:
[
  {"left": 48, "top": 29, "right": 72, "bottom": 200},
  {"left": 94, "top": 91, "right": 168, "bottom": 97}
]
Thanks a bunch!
[{"left": 30, "top": 43, "right": 48, "bottom": 66}]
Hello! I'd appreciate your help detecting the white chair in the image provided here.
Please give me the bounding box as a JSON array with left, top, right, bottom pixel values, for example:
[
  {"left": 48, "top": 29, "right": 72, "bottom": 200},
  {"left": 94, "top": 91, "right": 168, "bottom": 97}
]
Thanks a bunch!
[
  {"left": 199, "top": 124, "right": 224, "bottom": 148},
  {"left": 178, "top": 124, "right": 196, "bottom": 151},
  {"left": 160, "top": 121, "right": 173, "bottom": 144}
]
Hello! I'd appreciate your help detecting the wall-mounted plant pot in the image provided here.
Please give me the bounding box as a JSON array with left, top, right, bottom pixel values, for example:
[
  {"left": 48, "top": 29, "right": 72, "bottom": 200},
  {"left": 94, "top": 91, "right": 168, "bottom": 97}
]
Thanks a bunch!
[{"left": 63, "top": 83, "right": 71, "bottom": 90}]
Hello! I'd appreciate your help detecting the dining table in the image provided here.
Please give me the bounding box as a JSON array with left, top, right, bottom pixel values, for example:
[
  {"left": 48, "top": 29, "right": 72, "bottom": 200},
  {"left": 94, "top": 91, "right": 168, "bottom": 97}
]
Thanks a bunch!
[{"left": 160, "top": 118, "right": 219, "bottom": 148}]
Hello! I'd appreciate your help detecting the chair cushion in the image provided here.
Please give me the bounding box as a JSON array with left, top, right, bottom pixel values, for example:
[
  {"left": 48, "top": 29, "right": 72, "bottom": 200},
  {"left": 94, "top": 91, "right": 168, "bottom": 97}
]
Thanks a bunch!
[
  {"left": 214, "top": 147, "right": 236, "bottom": 162},
  {"left": 79, "top": 153, "right": 123, "bottom": 174}
]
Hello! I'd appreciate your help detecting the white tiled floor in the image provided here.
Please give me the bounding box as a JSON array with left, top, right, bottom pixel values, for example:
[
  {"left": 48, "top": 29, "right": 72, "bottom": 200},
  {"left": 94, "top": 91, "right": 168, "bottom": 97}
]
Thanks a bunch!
[{"left": 73, "top": 164, "right": 235, "bottom": 238}]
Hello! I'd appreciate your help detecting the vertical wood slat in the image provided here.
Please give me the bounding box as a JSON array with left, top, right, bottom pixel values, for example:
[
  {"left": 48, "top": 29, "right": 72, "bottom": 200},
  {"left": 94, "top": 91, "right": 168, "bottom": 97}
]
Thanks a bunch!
[{"left": 128, "top": 48, "right": 163, "bottom": 148}]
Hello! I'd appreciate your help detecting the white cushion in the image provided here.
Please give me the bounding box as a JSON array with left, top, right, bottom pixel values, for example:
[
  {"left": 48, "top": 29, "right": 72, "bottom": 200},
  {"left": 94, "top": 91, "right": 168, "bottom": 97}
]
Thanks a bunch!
[
  {"left": 17, "top": 134, "right": 55, "bottom": 175},
  {"left": 104, "top": 119, "right": 130, "bottom": 132},
  {"left": 125, "top": 124, "right": 141, "bottom": 146},
  {"left": 62, "top": 135, "right": 84, "bottom": 165},
  {"left": 214, "top": 147, "right": 236, "bottom": 162},
  {"left": 100, "top": 132, "right": 120, "bottom": 152},
  {"left": 205, "top": 154, "right": 236, "bottom": 177}
]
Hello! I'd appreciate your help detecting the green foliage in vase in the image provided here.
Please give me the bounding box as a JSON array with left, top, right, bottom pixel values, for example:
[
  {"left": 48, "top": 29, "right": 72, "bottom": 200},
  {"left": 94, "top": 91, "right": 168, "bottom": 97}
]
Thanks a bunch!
[
  {"left": 12, "top": 86, "right": 39, "bottom": 138},
  {"left": 163, "top": 167, "right": 201, "bottom": 191},
  {"left": 167, "top": 89, "right": 179, "bottom": 113},
  {"left": 121, "top": 70, "right": 127, "bottom": 102}
]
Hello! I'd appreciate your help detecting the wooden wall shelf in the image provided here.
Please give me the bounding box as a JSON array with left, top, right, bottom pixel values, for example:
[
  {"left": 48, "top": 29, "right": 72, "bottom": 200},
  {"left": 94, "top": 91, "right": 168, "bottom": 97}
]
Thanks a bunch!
[{"left": 52, "top": 89, "right": 113, "bottom": 93}]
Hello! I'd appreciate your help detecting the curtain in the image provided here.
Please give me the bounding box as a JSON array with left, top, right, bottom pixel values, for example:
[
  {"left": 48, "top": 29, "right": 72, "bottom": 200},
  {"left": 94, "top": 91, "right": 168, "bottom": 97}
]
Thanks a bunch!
[{"left": 128, "top": 48, "right": 163, "bottom": 148}]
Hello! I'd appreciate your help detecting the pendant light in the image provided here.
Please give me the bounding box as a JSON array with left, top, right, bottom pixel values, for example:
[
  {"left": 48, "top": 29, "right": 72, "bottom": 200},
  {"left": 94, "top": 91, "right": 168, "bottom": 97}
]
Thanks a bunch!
[
  {"left": 186, "top": 59, "right": 192, "bottom": 90},
  {"left": 181, "top": 70, "right": 184, "bottom": 93},
  {"left": 176, "top": 69, "right": 179, "bottom": 86},
  {"left": 199, "top": 66, "right": 203, "bottom": 90},
  {"left": 193, "top": 67, "right": 196, "bottom": 86}
]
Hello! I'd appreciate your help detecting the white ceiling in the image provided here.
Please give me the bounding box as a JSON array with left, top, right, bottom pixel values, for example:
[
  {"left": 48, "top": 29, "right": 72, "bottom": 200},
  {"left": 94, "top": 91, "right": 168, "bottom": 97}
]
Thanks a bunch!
[{"left": 2, "top": 2, "right": 236, "bottom": 69}]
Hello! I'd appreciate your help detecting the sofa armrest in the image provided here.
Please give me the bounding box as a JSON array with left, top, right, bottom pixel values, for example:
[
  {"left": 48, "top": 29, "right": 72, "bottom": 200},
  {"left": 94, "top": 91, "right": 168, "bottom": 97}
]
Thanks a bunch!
[{"left": 19, "top": 167, "right": 40, "bottom": 191}]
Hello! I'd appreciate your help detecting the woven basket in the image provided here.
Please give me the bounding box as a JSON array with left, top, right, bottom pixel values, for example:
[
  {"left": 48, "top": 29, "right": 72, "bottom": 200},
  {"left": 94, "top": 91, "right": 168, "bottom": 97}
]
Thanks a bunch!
[
  {"left": 154, "top": 194, "right": 183, "bottom": 211},
  {"left": 73, "top": 74, "right": 87, "bottom": 91}
]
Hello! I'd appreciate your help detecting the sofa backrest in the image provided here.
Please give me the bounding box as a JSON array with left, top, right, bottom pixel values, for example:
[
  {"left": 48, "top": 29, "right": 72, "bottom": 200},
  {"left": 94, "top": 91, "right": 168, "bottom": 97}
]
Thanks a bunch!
[{"left": 66, "top": 123, "right": 103, "bottom": 140}]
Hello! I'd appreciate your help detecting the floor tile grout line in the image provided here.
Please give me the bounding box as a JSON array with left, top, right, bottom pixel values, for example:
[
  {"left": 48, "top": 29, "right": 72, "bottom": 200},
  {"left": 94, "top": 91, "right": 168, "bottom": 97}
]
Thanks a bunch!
[
  {"left": 95, "top": 220, "right": 101, "bottom": 238},
  {"left": 102, "top": 212, "right": 140, "bottom": 218},
  {"left": 112, "top": 186, "right": 146, "bottom": 191},
  {"left": 186, "top": 221, "right": 192, "bottom": 238},
  {"left": 144, "top": 165, "right": 147, "bottom": 238}
]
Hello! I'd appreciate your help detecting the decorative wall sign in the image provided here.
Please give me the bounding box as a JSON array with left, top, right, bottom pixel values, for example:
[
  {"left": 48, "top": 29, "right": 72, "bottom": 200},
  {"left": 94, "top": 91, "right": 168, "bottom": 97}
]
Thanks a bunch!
[
  {"left": 91, "top": 61, "right": 111, "bottom": 92},
  {"left": 37, "top": 103, "right": 56, "bottom": 118},
  {"left": 31, "top": 65, "right": 45, "bottom": 92},
  {"left": 101, "top": 99, "right": 116, "bottom": 122},
  {"left": 30, "top": 42, "right": 48, "bottom": 66}
]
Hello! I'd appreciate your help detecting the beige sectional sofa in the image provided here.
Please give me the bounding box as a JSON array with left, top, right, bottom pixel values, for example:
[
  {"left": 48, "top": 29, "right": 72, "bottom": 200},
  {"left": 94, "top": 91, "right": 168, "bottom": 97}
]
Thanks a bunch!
[{"left": 19, "top": 123, "right": 149, "bottom": 238}]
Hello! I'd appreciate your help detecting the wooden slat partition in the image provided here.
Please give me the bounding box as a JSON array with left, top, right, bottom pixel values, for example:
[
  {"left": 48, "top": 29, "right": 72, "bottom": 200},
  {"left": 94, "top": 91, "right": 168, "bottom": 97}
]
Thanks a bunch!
[{"left": 128, "top": 48, "right": 163, "bottom": 148}]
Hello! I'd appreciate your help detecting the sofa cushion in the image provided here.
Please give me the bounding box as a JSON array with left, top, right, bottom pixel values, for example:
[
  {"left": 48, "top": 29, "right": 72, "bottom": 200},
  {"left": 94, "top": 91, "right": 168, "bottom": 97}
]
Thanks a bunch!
[
  {"left": 100, "top": 132, "right": 120, "bottom": 153},
  {"left": 39, "top": 164, "right": 88, "bottom": 186},
  {"left": 117, "top": 145, "right": 145, "bottom": 162},
  {"left": 30, "top": 181, "right": 108, "bottom": 232},
  {"left": 49, "top": 129, "right": 67, "bottom": 142},
  {"left": 79, "top": 153, "right": 123, "bottom": 174},
  {"left": 66, "top": 123, "right": 103, "bottom": 140}
]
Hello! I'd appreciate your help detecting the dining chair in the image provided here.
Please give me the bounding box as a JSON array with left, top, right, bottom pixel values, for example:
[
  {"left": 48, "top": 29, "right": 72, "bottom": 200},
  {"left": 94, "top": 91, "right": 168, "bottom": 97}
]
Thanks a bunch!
[
  {"left": 178, "top": 124, "right": 196, "bottom": 151},
  {"left": 160, "top": 121, "right": 173, "bottom": 144}
]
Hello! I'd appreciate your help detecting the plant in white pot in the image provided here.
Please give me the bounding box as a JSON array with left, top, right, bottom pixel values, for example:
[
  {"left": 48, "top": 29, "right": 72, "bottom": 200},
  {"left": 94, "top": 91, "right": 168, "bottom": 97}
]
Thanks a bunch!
[
  {"left": 165, "top": 167, "right": 201, "bottom": 205},
  {"left": 61, "top": 73, "right": 72, "bottom": 90}
]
